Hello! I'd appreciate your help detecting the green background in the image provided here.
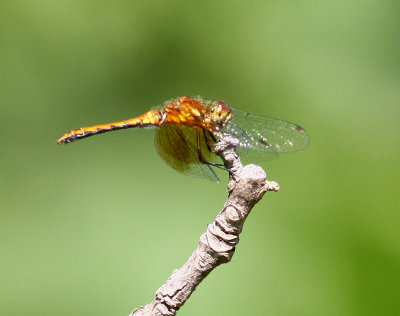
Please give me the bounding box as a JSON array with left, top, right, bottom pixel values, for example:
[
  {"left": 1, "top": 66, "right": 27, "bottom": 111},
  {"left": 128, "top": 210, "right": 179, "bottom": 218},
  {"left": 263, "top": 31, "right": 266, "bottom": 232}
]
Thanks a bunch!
[{"left": 1, "top": 1, "right": 399, "bottom": 315}]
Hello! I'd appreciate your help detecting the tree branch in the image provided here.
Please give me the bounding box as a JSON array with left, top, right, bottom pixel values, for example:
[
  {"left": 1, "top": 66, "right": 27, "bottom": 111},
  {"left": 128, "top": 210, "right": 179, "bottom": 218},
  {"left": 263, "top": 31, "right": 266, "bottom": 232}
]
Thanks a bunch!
[{"left": 130, "top": 136, "right": 279, "bottom": 316}]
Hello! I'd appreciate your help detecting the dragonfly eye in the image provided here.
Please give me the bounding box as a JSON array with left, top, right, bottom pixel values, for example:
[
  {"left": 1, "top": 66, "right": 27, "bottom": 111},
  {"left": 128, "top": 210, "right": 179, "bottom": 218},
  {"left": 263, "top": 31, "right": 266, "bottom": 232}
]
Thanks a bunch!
[{"left": 216, "top": 101, "right": 230, "bottom": 113}]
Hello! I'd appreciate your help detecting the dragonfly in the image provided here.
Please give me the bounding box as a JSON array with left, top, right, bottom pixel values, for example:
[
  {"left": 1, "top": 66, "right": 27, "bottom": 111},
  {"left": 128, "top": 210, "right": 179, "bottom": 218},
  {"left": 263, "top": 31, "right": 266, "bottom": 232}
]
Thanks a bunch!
[{"left": 57, "top": 96, "right": 309, "bottom": 182}]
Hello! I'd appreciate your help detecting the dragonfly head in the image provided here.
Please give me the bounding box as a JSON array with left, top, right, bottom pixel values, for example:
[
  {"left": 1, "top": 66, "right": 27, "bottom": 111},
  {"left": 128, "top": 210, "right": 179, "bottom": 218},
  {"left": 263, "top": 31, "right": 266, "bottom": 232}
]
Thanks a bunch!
[{"left": 208, "top": 101, "right": 233, "bottom": 131}]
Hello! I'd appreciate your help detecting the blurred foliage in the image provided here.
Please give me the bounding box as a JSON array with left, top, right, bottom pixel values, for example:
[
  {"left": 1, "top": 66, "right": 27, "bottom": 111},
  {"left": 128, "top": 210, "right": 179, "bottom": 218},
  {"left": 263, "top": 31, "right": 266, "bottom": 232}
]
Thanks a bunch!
[{"left": 1, "top": 1, "right": 399, "bottom": 315}]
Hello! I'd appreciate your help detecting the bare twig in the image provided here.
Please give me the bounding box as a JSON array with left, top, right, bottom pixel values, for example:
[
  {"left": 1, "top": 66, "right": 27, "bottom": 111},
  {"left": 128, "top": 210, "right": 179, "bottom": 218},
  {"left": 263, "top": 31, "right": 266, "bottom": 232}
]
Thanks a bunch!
[{"left": 130, "top": 136, "right": 279, "bottom": 316}]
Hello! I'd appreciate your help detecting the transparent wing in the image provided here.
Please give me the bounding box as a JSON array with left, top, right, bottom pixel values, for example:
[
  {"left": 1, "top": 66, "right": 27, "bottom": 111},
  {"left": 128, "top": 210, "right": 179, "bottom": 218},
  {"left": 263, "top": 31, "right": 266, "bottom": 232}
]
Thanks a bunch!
[
  {"left": 154, "top": 123, "right": 220, "bottom": 182},
  {"left": 222, "top": 108, "right": 309, "bottom": 161}
]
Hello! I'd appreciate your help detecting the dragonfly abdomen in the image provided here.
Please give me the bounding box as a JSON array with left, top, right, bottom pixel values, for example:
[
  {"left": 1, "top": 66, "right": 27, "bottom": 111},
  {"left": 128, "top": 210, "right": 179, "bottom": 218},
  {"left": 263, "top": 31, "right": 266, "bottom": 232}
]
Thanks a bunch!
[{"left": 57, "top": 110, "right": 162, "bottom": 144}]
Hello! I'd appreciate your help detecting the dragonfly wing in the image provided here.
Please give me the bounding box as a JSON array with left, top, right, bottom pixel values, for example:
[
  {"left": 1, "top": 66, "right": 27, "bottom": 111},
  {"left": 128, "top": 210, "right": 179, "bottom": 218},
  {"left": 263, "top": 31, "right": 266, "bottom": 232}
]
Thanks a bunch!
[
  {"left": 154, "top": 123, "right": 220, "bottom": 182},
  {"left": 226, "top": 108, "right": 309, "bottom": 157},
  {"left": 237, "top": 141, "right": 279, "bottom": 162}
]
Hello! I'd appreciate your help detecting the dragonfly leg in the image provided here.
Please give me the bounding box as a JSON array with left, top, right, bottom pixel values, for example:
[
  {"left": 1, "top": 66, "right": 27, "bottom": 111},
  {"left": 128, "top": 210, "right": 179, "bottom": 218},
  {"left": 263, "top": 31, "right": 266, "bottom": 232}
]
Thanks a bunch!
[
  {"left": 202, "top": 128, "right": 216, "bottom": 153},
  {"left": 206, "top": 162, "right": 229, "bottom": 171},
  {"left": 196, "top": 128, "right": 228, "bottom": 171}
]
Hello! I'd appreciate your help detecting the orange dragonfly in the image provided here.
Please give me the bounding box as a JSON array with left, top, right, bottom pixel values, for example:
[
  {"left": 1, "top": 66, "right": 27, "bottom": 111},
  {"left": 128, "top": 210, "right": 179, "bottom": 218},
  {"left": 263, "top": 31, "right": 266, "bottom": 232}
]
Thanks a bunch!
[{"left": 57, "top": 96, "right": 309, "bottom": 182}]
